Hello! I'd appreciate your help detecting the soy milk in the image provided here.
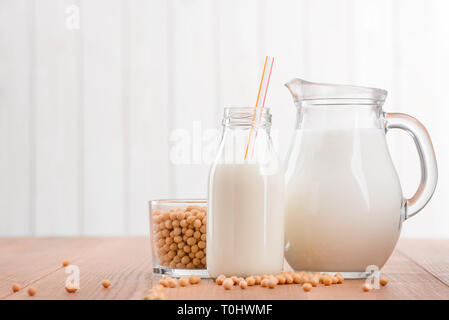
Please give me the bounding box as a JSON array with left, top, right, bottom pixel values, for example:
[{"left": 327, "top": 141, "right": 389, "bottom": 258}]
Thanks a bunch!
[
  {"left": 285, "top": 128, "right": 403, "bottom": 272},
  {"left": 207, "top": 163, "right": 284, "bottom": 277}
]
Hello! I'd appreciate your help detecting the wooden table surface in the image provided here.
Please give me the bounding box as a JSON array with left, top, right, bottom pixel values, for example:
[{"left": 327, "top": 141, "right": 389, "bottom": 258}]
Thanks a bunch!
[{"left": 1, "top": 237, "right": 449, "bottom": 300}]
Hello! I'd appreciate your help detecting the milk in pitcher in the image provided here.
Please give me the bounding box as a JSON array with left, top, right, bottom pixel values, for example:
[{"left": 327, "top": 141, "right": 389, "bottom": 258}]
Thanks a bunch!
[{"left": 285, "top": 128, "right": 403, "bottom": 272}]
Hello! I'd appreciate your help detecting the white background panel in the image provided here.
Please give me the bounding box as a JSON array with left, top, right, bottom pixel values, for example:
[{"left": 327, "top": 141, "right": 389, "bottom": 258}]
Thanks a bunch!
[{"left": 0, "top": 0, "right": 447, "bottom": 237}]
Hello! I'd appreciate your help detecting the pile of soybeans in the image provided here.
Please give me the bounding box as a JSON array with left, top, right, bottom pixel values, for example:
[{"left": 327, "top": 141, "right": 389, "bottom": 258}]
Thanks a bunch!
[
  {"left": 215, "top": 272, "right": 344, "bottom": 292},
  {"left": 152, "top": 206, "right": 207, "bottom": 269}
]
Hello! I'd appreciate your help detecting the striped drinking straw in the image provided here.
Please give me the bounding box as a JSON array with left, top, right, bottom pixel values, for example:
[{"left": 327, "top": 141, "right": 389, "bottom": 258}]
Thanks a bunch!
[{"left": 244, "top": 56, "right": 274, "bottom": 160}]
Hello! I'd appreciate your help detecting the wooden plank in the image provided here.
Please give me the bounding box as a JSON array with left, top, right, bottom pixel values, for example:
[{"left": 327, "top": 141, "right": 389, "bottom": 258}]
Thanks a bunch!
[
  {"left": 0, "top": 238, "right": 110, "bottom": 299},
  {"left": 211, "top": 0, "right": 264, "bottom": 164},
  {"left": 397, "top": 239, "right": 449, "bottom": 287},
  {"left": 127, "top": 0, "right": 170, "bottom": 235},
  {"left": 421, "top": 0, "right": 449, "bottom": 237},
  {"left": 433, "top": 0, "right": 449, "bottom": 236},
  {"left": 33, "top": 0, "right": 81, "bottom": 236},
  {"left": 0, "top": 0, "right": 33, "bottom": 236},
  {"left": 81, "top": 0, "right": 125, "bottom": 235},
  {"left": 2, "top": 238, "right": 449, "bottom": 300},
  {"left": 302, "top": 0, "right": 352, "bottom": 83},
  {"left": 161, "top": 248, "right": 449, "bottom": 300},
  {"left": 4, "top": 238, "right": 152, "bottom": 300},
  {"left": 349, "top": 0, "right": 413, "bottom": 241},
  {"left": 390, "top": 0, "right": 440, "bottom": 238},
  {"left": 169, "top": 0, "right": 219, "bottom": 198},
  {"left": 217, "top": 0, "right": 262, "bottom": 108},
  {"left": 262, "top": 0, "right": 308, "bottom": 159},
  {"left": 350, "top": 0, "right": 394, "bottom": 90}
]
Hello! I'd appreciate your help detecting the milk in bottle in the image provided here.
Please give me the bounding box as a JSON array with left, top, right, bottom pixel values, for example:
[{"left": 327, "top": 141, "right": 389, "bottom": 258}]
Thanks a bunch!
[{"left": 207, "top": 107, "right": 284, "bottom": 277}]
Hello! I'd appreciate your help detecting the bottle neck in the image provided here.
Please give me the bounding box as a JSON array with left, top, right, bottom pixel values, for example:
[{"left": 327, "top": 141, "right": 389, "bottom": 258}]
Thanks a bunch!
[{"left": 217, "top": 108, "right": 274, "bottom": 164}]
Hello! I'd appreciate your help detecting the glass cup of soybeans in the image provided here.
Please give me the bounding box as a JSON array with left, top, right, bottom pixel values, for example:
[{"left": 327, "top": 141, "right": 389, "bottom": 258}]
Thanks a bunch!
[{"left": 149, "top": 199, "right": 209, "bottom": 278}]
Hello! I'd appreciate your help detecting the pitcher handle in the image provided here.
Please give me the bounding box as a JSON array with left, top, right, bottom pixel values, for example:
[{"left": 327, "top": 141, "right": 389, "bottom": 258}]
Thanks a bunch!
[{"left": 385, "top": 113, "right": 438, "bottom": 219}]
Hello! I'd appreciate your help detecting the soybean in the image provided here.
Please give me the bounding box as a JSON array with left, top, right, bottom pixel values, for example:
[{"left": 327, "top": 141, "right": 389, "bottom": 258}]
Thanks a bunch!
[
  {"left": 102, "top": 279, "right": 111, "bottom": 288},
  {"left": 303, "top": 283, "right": 312, "bottom": 292},
  {"left": 239, "top": 280, "right": 248, "bottom": 289},
  {"left": 223, "top": 278, "right": 233, "bottom": 290},
  {"left": 27, "top": 286, "right": 37, "bottom": 296},
  {"left": 216, "top": 275, "right": 226, "bottom": 285},
  {"left": 12, "top": 283, "right": 21, "bottom": 293}
]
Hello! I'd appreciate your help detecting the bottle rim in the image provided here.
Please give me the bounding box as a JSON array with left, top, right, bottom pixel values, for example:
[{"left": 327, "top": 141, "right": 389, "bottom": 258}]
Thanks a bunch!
[{"left": 222, "top": 106, "right": 272, "bottom": 127}]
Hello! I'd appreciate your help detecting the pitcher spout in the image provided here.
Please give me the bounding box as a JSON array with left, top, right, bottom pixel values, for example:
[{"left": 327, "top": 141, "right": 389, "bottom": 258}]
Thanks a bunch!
[
  {"left": 285, "top": 78, "right": 312, "bottom": 104},
  {"left": 285, "top": 78, "right": 388, "bottom": 105}
]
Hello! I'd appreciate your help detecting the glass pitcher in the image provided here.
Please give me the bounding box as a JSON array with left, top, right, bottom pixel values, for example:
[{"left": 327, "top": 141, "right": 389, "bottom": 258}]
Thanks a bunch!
[{"left": 284, "top": 79, "right": 438, "bottom": 278}]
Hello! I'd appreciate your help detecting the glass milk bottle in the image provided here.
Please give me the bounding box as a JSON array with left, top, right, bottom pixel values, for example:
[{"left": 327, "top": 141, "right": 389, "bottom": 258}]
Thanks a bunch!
[{"left": 207, "top": 107, "right": 284, "bottom": 278}]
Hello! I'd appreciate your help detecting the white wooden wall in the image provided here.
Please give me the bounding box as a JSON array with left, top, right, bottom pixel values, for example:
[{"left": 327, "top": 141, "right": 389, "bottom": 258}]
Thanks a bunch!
[{"left": 0, "top": 0, "right": 448, "bottom": 237}]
